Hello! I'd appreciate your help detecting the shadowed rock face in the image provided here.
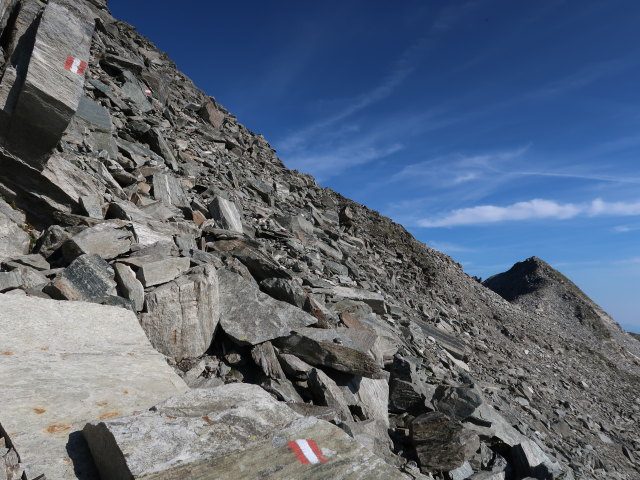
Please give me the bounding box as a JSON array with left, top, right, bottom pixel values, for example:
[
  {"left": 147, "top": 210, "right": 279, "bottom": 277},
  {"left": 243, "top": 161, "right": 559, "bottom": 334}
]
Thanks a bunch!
[{"left": 0, "top": 0, "right": 639, "bottom": 479}]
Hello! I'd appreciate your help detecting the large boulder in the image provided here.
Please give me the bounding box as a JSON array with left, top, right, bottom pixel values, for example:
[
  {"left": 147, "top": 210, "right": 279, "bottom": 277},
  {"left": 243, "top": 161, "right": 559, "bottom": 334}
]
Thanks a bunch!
[
  {"left": 140, "top": 265, "right": 220, "bottom": 360},
  {"left": 1, "top": 0, "right": 96, "bottom": 165},
  {"left": 218, "top": 268, "right": 316, "bottom": 345},
  {"left": 83, "top": 383, "right": 409, "bottom": 479},
  {"left": 0, "top": 294, "right": 188, "bottom": 479}
]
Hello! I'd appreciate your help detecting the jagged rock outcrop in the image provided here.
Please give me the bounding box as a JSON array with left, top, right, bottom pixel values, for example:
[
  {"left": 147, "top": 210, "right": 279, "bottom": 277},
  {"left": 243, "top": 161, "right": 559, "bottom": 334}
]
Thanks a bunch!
[{"left": 0, "top": 0, "right": 638, "bottom": 479}]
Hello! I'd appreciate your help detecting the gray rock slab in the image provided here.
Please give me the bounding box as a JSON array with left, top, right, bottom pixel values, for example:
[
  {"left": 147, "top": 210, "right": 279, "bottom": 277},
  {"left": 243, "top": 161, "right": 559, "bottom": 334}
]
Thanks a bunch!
[
  {"left": 0, "top": 294, "right": 188, "bottom": 480},
  {"left": 208, "top": 195, "right": 243, "bottom": 233},
  {"left": 152, "top": 173, "right": 187, "bottom": 208},
  {"left": 410, "top": 412, "right": 479, "bottom": 473},
  {"left": 0, "top": 212, "right": 29, "bottom": 261},
  {"left": 136, "top": 256, "right": 191, "bottom": 287},
  {"left": 75, "top": 95, "right": 113, "bottom": 132},
  {"left": 275, "top": 327, "right": 385, "bottom": 379},
  {"left": 79, "top": 194, "right": 104, "bottom": 219},
  {"left": 113, "top": 263, "right": 144, "bottom": 311},
  {"left": 218, "top": 268, "right": 317, "bottom": 345},
  {"left": 5, "top": 0, "right": 95, "bottom": 164},
  {"left": 308, "top": 368, "right": 352, "bottom": 421},
  {"left": 120, "top": 70, "right": 152, "bottom": 113},
  {"left": 62, "top": 222, "right": 133, "bottom": 261},
  {"left": 140, "top": 265, "right": 219, "bottom": 360},
  {"left": 2, "top": 254, "right": 49, "bottom": 271},
  {"left": 0, "top": 271, "right": 22, "bottom": 292},
  {"left": 48, "top": 253, "right": 116, "bottom": 301},
  {"left": 320, "top": 286, "right": 387, "bottom": 314},
  {"left": 339, "top": 376, "right": 389, "bottom": 426},
  {"left": 83, "top": 383, "right": 408, "bottom": 480}
]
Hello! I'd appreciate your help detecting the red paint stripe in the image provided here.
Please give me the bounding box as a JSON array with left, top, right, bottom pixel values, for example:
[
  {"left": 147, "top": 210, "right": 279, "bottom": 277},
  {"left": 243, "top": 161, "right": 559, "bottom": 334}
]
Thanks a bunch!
[
  {"left": 287, "top": 440, "right": 309, "bottom": 464},
  {"left": 307, "top": 439, "right": 328, "bottom": 463},
  {"left": 77, "top": 61, "right": 87, "bottom": 74},
  {"left": 64, "top": 56, "right": 74, "bottom": 71}
]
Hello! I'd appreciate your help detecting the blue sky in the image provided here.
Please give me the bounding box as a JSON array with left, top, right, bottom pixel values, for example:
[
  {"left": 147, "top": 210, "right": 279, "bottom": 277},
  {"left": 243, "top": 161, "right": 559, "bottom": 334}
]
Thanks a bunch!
[{"left": 109, "top": 1, "right": 640, "bottom": 332}]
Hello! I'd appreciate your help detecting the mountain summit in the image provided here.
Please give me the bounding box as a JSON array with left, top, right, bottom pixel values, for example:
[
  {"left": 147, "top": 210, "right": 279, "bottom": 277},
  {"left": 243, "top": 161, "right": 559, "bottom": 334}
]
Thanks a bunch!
[{"left": 0, "top": 1, "right": 638, "bottom": 479}]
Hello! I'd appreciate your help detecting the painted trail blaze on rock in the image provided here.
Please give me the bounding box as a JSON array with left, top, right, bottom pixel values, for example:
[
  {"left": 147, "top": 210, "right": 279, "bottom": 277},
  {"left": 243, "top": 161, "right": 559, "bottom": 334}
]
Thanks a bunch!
[
  {"left": 64, "top": 56, "right": 88, "bottom": 74},
  {"left": 288, "top": 439, "right": 328, "bottom": 464}
]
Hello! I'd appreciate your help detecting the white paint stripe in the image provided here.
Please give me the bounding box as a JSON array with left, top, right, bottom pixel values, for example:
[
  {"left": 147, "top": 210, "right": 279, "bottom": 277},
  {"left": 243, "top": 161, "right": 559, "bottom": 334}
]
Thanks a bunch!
[
  {"left": 71, "top": 58, "right": 82, "bottom": 74},
  {"left": 296, "top": 439, "right": 320, "bottom": 464}
]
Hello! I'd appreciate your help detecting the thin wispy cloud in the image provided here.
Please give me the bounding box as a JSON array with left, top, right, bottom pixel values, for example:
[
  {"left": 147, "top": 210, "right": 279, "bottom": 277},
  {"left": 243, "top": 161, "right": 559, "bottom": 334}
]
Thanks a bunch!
[{"left": 419, "top": 198, "right": 640, "bottom": 227}]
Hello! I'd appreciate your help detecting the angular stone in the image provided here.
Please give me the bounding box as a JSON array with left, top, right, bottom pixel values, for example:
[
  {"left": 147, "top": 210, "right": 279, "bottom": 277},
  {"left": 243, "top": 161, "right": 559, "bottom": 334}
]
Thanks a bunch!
[
  {"left": 3, "top": 0, "right": 95, "bottom": 165},
  {"left": 433, "top": 386, "right": 484, "bottom": 421},
  {"left": 0, "top": 271, "right": 22, "bottom": 292},
  {"left": 79, "top": 195, "right": 104, "bottom": 219},
  {"left": 260, "top": 277, "right": 307, "bottom": 308},
  {"left": 120, "top": 70, "right": 152, "bottom": 113},
  {"left": 113, "top": 263, "right": 144, "bottom": 311},
  {"left": 62, "top": 223, "right": 132, "bottom": 261},
  {"left": 218, "top": 268, "right": 316, "bottom": 345},
  {"left": 338, "top": 376, "right": 389, "bottom": 426},
  {"left": 198, "top": 99, "right": 225, "bottom": 129},
  {"left": 511, "top": 439, "right": 562, "bottom": 479},
  {"left": 75, "top": 95, "right": 112, "bottom": 132},
  {"left": 318, "top": 285, "right": 387, "bottom": 314},
  {"left": 152, "top": 172, "right": 187, "bottom": 207},
  {"left": 140, "top": 265, "right": 219, "bottom": 360},
  {"left": 208, "top": 195, "right": 243, "bottom": 233},
  {"left": 0, "top": 211, "right": 29, "bottom": 261},
  {"left": 48, "top": 253, "right": 116, "bottom": 301},
  {"left": 211, "top": 237, "right": 290, "bottom": 281},
  {"left": 0, "top": 294, "right": 188, "bottom": 480},
  {"left": 136, "top": 256, "right": 191, "bottom": 287},
  {"left": 1, "top": 254, "right": 49, "bottom": 271},
  {"left": 83, "top": 383, "right": 407, "bottom": 480},
  {"left": 308, "top": 368, "right": 352, "bottom": 421},
  {"left": 145, "top": 128, "right": 177, "bottom": 170},
  {"left": 275, "top": 327, "right": 385, "bottom": 378},
  {"left": 410, "top": 412, "right": 480, "bottom": 473}
]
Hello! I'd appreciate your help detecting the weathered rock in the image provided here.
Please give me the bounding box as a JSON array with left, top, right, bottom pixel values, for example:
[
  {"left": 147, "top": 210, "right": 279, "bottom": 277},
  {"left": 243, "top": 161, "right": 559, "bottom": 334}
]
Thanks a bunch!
[
  {"left": 0, "top": 294, "right": 187, "bottom": 479},
  {"left": 338, "top": 376, "right": 390, "bottom": 426},
  {"left": 275, "top": 327, "right": 385, "bottom": 378},
  {"left": 198, "top": 99, "right": 225, "bottom": 129},
  {"left": 62, "top": 222, "right": 132, "bottom": 261},
  {"left": 260, "top": 277, "right": 307, "bottom": 308},
  {"left": 47, "top": 253, "right": 116, "bottom": 301},
  {"left": 208, "top": 195, "right": 243, "bottom": 233},
  {"left": 511, "top": 439, "right": 562, "bottom": 479},
  {"left": 83, "top": 383, "right": 408, "bottom": 479},
  {"left": 0, "top": 271, "right": 22, "bottom": 292},
  {"left": 152, "top": 172, "right": 187, "bottom": 208},
  {"left": 113, "top": 263, "right": 144, "bottom": 311},
  {"left": 211, "top": 237, "right": 291, "bottom": 281},
  {"left": 79, "top": 194, "right": 104, "bottom": 219},
  {"left": 308, "top": 368, "right": 352, "bottom": 420},
  {"left": 433, "top": 386, "right": 484, "bottom": 421},
  {"left": 136, "top": 256, "right": 191, "bottom": 287},
  {"left": 318, "top": 285, "right": 387, "bottom": 314},
  {"left": 218, "top": 268, "right": 316, "bottom": 345},
  {"left": 140, "top": 265, "right": 219, "bottom": 360},
  {"left": 1, "top": 253, "right": 49, "bottom": 271},
  {"left": 410, "top": 412, "right": 480, "bottom": 473},
  {"left": 0, "top": 210, "right": 29, "bottom": 261},
  {"left": 2, "top": 0, "right": 95, "bottom": 165}
]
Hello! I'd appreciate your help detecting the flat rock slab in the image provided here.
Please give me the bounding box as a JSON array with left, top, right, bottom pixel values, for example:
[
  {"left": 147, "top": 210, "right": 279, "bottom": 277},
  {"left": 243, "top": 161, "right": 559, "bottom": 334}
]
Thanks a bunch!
[
  {"left": 83, "top": 383, "right": 408, "bottom": 480},
  {"left": 0, "top": 294, "right": 188, "bottom": 479},
  {"left": 63, "top": 222, "right": 133, "bottom": 261},
  {"left": 140, "top": 265, "right": 220, "bottom": 360},
  {"left": 275, "top": 327, "right": 385, "bottom": 379},
  {"left": 218, "top": 268, "right": 316, "bottom": 345}
]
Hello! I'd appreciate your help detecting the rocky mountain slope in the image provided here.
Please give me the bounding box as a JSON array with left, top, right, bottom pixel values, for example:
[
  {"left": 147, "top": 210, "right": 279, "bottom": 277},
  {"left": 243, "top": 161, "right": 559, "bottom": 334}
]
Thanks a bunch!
[{"left": 0, "top": 1, "right": 639, "bottom": 479}]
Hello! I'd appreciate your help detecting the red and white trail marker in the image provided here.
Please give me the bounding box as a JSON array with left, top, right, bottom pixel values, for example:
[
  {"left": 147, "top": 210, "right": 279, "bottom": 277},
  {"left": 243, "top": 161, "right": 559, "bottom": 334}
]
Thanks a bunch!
[
  {"left": 64, "top": 56, "right": 87, "bottom": 75},
  {"left": 287, "top": 439, "right": 328, "bottom": 465},
  {"left": 144, "top": 88, "right": 152, "bottom": 96}
]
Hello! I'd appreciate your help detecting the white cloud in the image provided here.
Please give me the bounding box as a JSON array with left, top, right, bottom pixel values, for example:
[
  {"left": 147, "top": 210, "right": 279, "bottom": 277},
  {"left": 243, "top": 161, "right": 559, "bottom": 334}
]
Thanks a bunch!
[{"left": 419, "top": 198, "right": 640, "bottom": 227}]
